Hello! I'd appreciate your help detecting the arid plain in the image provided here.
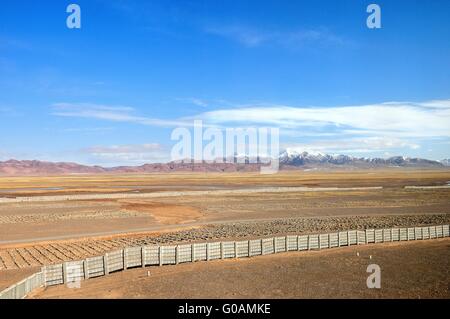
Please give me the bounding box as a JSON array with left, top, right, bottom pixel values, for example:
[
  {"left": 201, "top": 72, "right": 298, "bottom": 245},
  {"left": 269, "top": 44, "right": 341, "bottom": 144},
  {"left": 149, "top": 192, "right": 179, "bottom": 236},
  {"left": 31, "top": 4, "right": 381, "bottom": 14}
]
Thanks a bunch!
[{"left": 1, "top": 169, "right": 449, "bottom": 298}]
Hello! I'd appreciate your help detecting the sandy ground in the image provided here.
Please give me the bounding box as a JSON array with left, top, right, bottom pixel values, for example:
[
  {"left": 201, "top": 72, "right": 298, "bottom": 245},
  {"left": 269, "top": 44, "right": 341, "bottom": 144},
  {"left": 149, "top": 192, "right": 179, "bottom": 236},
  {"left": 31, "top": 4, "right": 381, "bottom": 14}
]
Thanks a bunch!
[{"left": 29, "top": 238, "right": 450, "bottom": 299}]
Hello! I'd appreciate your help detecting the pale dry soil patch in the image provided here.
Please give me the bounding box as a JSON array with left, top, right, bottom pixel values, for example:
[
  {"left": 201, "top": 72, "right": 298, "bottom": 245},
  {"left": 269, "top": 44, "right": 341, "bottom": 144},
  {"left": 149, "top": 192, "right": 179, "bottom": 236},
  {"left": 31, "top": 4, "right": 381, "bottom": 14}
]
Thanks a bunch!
[{"left": 30, "top": 239, "right": 450, "bottom": 299}]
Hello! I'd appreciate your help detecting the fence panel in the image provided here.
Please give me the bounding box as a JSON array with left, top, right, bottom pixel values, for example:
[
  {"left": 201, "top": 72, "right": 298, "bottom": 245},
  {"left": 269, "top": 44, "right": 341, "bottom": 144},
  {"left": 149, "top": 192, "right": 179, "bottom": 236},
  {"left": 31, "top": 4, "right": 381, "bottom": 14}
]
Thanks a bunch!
[
  {"left": 382, "top": 229, "right": 392, "bottom": 242},
  {"left": 436, "top": 225, "right": 444, "bottom": 238},
  {"left": 356, "top": 231, "right": 366, "bottom": 245},
  {"left": 0, "top": 286, "right": 15, "bottom": 299},
  {"left": 124, "top": 247, "right": 142, "bottom": 269},
  {"left": 65, "top": 260, "right": 85, "bottom": 283},
  {"left": 262, "top": 238, "right": 275, "bottom": 255},
  {"left": 249, "top": 239, "right": 262, "bottom": 256},
  {"left": 193, "top": 243, "right": 207, "bottom": 261},
  {"left": 319, "top": 234, "right": 329, "bottom": 249},
  {"left": 399, "top": 228, "right": 408, "bottom": 241},
  {"left": 308, "top": 235, "right": 319, "bottom": 250},
  {"left": 407, "top": 228, "right": 415, "bottom": 240},
  {"left": 348, "top": 231, "right": 357, "bottom": 245},
  {"left": 298, "top": 235, "right": 308, "bottom": 251},
  {"left": 222, "top": 242, "right": 236, "bottom": 259},
  {"left": 374, "top": 229, "right": 383, "bottom": 243},
  {"left": 274, "top": 237, "right": 287, "bottom": 253},
  {"left": 14, "top": 280, "right": 26, "bottom": 299},
  {"left": 429, "top": 226, "right": 437, "bottom": 239},
  {"left": 208, "top": 242, "right": 221, "bottom": 260},
  {"left": 106, "top": 250, "right": 124, "bottom": 273},
  {"left": 142, "top": 246, "right": 159, "bottom": 266},
  {"left": 160, "top": 246, "right": 176, "bottom": 265},
  {"left": 43, "top": 264, "right": 64, "bottom": 286},
  {"left": 236, "top": 241, "right": 249, "bottom": 258},
  {"left": 421, "top": 226, "right": 430, "bottom": 239},
  {"left": 339, "top": 231, "right": 348, "bottom": 246},
  {"left": 329, "top": 233, "right": 339, "bottom": 248},
  {"left": 178, "top": 244, "right": 192, "bottom": 263},
  {"left": 444, "top": 225, "right": 450, "bottom": 237},
  {"left": 85, "top": 256, "right": 105, "bottom": 278},
  {"left": 286, "top": 235, "right": 298, "bottom": 251},
  {"left": 414, "top": 227, "right": 423, "bottom": 240},
  {"left": 366, "top": 229, "right": 375, "bottom": 243},
  {"left": 392, "top": 228, "right": 400, "bottom": 241}
]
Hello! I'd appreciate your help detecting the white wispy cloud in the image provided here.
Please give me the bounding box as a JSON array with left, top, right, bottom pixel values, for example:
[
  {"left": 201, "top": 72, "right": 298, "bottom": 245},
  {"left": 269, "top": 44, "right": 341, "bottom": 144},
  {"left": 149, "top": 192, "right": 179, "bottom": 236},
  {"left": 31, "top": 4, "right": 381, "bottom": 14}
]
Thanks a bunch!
[
  {"left": 282, "top": 137, "right": 421, "bottom": 155},
  {"left": 51, "top": 99, "right": 450, "bottom": 158},
  {"left": 52, "top": 102, "right": 188, "bottom": 127},
  {"left": 205, "top": 25, "right": 347, "bottom": 48},
  {"left": 176, "top": 97, "right": 209, "bottom": 108},
  {"left": 195, "top": 100, "right": 450, "bottom": 138}
]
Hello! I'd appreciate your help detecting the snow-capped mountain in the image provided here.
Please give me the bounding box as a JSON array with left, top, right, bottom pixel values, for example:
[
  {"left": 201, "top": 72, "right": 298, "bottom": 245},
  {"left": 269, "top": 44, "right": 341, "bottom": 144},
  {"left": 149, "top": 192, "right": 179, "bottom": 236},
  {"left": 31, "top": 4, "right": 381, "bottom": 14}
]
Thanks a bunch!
[
  {"left": 0, "top": 152, "right": 447, "bottom": 175},
  {"left": 279, "top": 149, "right": 444, "bottom": 168}
]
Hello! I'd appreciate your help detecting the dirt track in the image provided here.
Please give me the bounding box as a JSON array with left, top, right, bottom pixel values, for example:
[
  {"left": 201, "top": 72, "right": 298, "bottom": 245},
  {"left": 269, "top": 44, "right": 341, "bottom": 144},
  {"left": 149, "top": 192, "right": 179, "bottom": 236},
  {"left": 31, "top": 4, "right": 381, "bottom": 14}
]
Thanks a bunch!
[{"left": 29, "top": 238, "right": 450, "bottom": 299}]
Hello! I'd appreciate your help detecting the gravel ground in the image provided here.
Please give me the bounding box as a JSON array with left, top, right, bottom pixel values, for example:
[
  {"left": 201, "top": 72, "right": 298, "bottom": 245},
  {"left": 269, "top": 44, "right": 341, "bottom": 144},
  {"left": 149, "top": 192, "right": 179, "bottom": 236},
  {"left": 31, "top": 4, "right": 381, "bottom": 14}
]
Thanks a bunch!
[{"left": 132, "top": 213, "right": 450, "bottom": 244}]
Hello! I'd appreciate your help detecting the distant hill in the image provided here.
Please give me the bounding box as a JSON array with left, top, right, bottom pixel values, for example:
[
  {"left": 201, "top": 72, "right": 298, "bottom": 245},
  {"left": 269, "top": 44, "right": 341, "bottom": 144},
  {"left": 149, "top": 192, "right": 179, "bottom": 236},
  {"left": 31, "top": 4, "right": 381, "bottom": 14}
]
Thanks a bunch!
[{"left": 0, "top": 151, "right": 446, "bottom": 176}]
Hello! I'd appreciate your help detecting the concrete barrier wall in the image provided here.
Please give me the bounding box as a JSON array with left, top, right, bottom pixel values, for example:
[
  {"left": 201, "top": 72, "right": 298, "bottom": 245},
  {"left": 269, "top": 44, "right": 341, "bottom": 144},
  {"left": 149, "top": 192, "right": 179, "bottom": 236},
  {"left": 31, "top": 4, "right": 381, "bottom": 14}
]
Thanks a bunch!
[
  {"left": 222, "top": 241, "right": 236, "bottom": 259},
  {"left": 249, "top": 239, "right": 262, "bottom": 256},
  {"left": 236, "top": 241, "right": 249, "bottom": 258},
  {"left": 1, "top": 224, "right": 449, "bottom": 299},
  {"left": 142, "top": 246, "right": 159, "bottom": 266},
  {"left": 124, "top": 247, "right": 142, "bottom": 269},
  {"left": 207, "top": 242, "right": 221, "bottom": 260},
  {"left": 85, "top": 256, "right": 105, "bottom": 278},
  {"left": 262, "top": 238, "right": 275, "bottom": 255},
  {"left": 0, "top": 272, "right": 44, "bottom": 299},
  {"left": 329, "top": 233, "right": 339, "bottom": 248},
  {"left": 193, "top": 243, "right": 207, "bottom": 261},
  {"left": 274, "top": 237, "right": 286, "bottom": 253},
  {"left": 298, "top": 235, "right": 308, "bottom": 251}
]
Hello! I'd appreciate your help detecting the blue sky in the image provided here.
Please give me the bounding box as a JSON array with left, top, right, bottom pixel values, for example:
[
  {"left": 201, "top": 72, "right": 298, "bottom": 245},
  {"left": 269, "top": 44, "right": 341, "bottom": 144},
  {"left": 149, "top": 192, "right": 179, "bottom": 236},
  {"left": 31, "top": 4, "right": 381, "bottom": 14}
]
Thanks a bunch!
[{"left": 0, "top": 0, "right": 449, "bottom": 166}]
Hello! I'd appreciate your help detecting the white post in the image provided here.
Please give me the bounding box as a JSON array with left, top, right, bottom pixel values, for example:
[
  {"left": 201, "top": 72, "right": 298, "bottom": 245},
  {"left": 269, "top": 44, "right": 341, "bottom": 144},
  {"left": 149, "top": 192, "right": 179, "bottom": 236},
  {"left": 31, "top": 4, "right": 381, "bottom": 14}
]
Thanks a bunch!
[
  {"left": 123, "top": 248, "right": 128, "bottom": 270},
  {"left": 141, "top": 246, "right": 146, "bottom": 268},
  {"left": 62, "top": 262, "right": 68, "bottom": 284},
  {"left": 41, "top": 266, "right": 47, "bottom": 287},
  {"left": 104, "top": 254, "right": 109, "bottom": 275},
  {"left": 83, "top": 260, "right": 89, "bottom": 279}
]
